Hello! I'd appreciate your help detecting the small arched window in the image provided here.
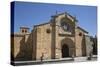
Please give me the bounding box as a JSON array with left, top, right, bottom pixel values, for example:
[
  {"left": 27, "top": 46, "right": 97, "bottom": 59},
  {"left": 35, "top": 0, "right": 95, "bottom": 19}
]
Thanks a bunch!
[
  {"left": 25, "top": 30, "right": 27, "bottom": 33},
  {"left": 22, "top": 29, "right": 24, "bottom": 33},
  {"left": 46, "top": 29, "right": 50, "bottom": 34},
  {"left": 79, "top": 32, "right": 82, "bottom": 36}
]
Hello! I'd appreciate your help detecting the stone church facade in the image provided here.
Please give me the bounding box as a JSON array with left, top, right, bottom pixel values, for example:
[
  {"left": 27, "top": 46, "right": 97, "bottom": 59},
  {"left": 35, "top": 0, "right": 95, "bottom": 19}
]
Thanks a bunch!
[{"left": 11, "top": 12, "right": 93, "bottom": 61}]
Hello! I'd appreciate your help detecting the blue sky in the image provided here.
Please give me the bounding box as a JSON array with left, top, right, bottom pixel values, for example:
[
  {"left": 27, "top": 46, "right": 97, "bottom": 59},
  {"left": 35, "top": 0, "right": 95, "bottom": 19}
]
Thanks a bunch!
[{"left": 13, "top": 1, "right": 97, "bottom": 36}]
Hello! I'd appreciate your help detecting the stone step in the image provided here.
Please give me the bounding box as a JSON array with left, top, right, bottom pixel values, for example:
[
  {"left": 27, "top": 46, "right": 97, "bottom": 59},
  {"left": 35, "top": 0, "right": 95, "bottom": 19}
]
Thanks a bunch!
[{"left": 74, "top": 57, "right": 87, "bottom": 62}]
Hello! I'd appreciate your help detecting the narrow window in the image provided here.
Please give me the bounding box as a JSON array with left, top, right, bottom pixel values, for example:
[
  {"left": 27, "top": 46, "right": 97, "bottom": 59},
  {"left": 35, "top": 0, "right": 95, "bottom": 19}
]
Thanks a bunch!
[
  {"left": 22, "top": 29, "right": 24, "bottom": 33},
  {"left": 25, "top": 30, "right": 27, "bottom": 33},
  {"left": 79, "top": 32, "right": 82, "bottom": 36},
  {"left": 46, "top": 29, "right": 50, "bottom": 33}
]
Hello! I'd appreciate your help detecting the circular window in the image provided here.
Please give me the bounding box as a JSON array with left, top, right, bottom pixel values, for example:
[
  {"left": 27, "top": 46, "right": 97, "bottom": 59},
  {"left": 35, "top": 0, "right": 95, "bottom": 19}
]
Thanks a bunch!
[
  {"left": 46, "top": 29, "right": 50, "bottom": 33},
  {"left": 79, "top": 32, "right": 82, "bottom": 36}
]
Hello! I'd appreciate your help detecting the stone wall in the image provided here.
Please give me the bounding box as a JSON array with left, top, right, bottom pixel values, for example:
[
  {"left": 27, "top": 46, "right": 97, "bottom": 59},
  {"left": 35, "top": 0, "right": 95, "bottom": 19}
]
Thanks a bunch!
[
  {"left": 75, "top": 28, "right": 87, "bottom": 56},
  {"left": 11, "top": 12, "right": 91, "bottom": 61},
  {"left": 36, "top": 24, "right": 52, "bottom": 60},
  {"left": 54, "top": 13, "right": 75, "bottom": 58},
  {"left": 11, "top": 35, "right": 24, "bottom": 58},
  {"left": 11, "top": 34, "right": 25, "bottom": 61},
  {"left": 85, "top": 36, "right": 93, "bottom": 56},
  {"left": 11, "top": 33, "right": 32, "bottom": 61}
]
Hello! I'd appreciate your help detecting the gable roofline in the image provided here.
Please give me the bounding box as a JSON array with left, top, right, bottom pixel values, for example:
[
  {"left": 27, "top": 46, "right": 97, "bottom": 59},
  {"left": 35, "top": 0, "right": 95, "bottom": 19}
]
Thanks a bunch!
[
  {"left": 34, "top": 22, "right": 50, "bottom": 27},
  {"left": 34, "top": 12, "right": 78, "bottom": 27},
  {"left": 51, "top": 12, "right": 78, "bottom": 22},
  {"left": 77, "top": 26, "right": 88, "bottom": 33},
  {"left": 34, "top": 12, "right": 70, "bottom": 27},
  {"left": 51, "top": 12, "right": 74, "bottom": 19}
]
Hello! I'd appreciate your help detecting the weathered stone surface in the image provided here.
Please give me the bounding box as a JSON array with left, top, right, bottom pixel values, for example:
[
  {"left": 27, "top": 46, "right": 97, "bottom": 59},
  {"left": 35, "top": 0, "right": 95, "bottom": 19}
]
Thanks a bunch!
[{"left": 11, "top": 12, "right": 93, "bottom": 61}]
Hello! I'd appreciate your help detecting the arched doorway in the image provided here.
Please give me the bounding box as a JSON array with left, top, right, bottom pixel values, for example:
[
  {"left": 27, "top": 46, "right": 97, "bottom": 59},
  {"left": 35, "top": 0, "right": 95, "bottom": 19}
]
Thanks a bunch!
[
  {"left": 62, "top": 44, "right": 69, "bottom": 58},
  {"left": 61, "top": 38, "right": 75, "bottom": 58}
]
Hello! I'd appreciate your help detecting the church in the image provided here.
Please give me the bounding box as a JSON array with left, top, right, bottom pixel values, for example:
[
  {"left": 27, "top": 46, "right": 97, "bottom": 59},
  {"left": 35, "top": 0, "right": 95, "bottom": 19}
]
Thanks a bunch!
[{"left": 11, "top": 12, "right": 94, "bottom": 61}]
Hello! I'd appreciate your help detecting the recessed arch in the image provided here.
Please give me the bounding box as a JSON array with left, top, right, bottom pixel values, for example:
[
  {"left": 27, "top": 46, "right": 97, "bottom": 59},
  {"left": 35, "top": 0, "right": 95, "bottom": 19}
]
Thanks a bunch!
[
  {"left": 62, "top": 44, "right": 69, "bottom": 58},
  {"left": 61, "top": 38, "right": 75, "bottom": 58}
]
